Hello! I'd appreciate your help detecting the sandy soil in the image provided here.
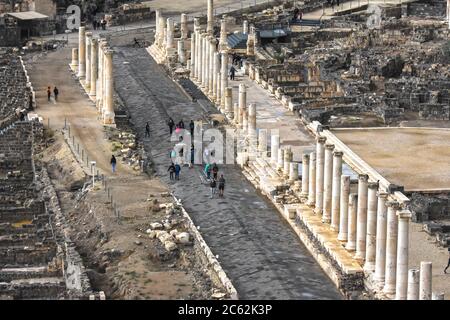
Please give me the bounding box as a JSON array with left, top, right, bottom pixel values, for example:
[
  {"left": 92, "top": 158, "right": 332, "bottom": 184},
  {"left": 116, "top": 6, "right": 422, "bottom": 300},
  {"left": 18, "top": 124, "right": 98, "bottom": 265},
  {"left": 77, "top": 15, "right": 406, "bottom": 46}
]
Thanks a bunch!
[{"left": 333, "top": 127, "right": 450, "bottom": 191}]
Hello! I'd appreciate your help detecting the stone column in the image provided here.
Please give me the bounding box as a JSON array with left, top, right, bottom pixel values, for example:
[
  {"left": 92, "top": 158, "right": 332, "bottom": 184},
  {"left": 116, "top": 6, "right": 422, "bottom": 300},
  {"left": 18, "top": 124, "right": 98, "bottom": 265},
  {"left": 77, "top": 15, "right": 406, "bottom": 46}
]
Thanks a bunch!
[
  {"left": 307, "top": 152, "right": 316, "bottom": 206},
  {"left": 419, "top": 261, "right": 432, "bottom": 300},
  {"left": 166, "top": 18, "right": 174, "bottom": 51},
  {"left": 283, "top": 148, "right": 292, "bottom": 177},
  {"left": 315, "top": 137, "right": 326, "bottom": 215},
  {"left": 289, "top": 163, "right": 299, "bottom": 182},
  {"left": 193, "top": 19, "right": 201, "bottom": 79},
  {"left": 216, "top": 72, "right": 222, "bottom": 106},
  {"left": 85, "top": 32, "right": 92, "bottom": 89},
  {"left": 220, "top": 51, "right": 228, "bottom": 108},
  {"left": 180, "top": 13, "right": 188, "bottom": 39},
  {"left": 207, "top": 0, "right": 214, "bottom": 34},
  {"left": 243, "top": 20, "right": 249, "bottom": 34},
  {"left": 78, "top": 26, "right": 86, "bottom": 78},
  {"left": 71, "top": 48, "right": 78, "bottom": 70},
  {"left": 155, "top": 9, "right": 161, "bottom": 43},
  {"left": 225, "top": 87, "right": 233, "bottom": 115},
  {"left": 198, "top": 33, "right": 204, "bottom": 85},
  {"left": 301, "top": 154, "right": 310, "bottom": 197},
  {"left": 395, "top": 209, "right": 411, "bottom": 300},
  {"left": 383, "top": 200, "right": 400, "bottom": 295},
  {"left": 89, "top": 38, "right": 98, "bottom": 98},
  {"left": 270, "top": 134, "right": 280, "bottom": 166},
  {"left": 96, "top": 41, "right": 103, "bottom": 110},
  {"left": 219, "top": 18, "right": 227, "bottom": 51},
  {"left": 158, "top": 17, "right": 166, "bottom": 48},
  {"left": 354, "top": 174, "right": 369, "bottom": 260},
  {"left": 103, "top": 50, "right": 115, "bottom": 125},
  {"left": 258, "top": 129, "right": 267, "bottom": 157},
  {"left": 322, "top": 143, "right": 335, "bottom": 223},
  {"left": 331, "top": 150, "right": 343, "bottom": 230},
  {"left": 407, "top": 269, "right": 420, "bottom": 300},
  {"left": 204, "top": 36, "right": 210, "bottom": 90},
  {"left": 233, "top": 103, "right": 239, "bottom": 123},
  {"left": 178, "top": 40, "right": 186, "bottom": 64},
  {"left": 277, "top": 148, "right": 284, "bottom": 171},
  {"left": 374, "top": 192, "right": 389, "bottom": 283},
  {"left": 364, "top": 181, "right": 378, "bottom": 271},
  {"left": 338, "top": 175, "right": 350, "bottom": 241},
  {"left": 346, "top": 193, "right": 358, "bottom": 251},
  {"left": 238, "top": 84, "right": 246, "bottom": 127},
  {"left": 209, "top": 38, "right": 216, "bottom": 96},
  {"left": 213, "top": 52, "right": 220, "bottom": 101},
  {"left": 248, "top": 103, "right": 257, "bottom": 138},
  {"left": 190, "top": 33, "right": 196, "bottom": 77}
]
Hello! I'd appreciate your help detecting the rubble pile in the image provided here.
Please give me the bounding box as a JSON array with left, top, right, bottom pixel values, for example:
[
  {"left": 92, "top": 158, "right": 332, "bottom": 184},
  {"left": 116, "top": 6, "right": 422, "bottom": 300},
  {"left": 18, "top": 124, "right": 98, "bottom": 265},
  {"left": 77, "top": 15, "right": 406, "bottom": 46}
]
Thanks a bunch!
[{"left": 106, "top": 127, "right": 143, "bottom": 171}]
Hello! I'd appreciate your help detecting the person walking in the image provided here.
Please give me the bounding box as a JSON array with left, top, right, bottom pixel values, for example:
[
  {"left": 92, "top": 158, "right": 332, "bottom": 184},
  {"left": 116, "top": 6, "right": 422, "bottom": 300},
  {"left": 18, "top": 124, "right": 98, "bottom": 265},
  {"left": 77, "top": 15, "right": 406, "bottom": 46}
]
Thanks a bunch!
[
  {"left": 190, "top": 144, "right": 195, "bottom": 166},
  {"left": 229, "top": 65, "right": 236, "bottom": 81},
  {"left": 168, "top": 118, "right": 175, "bottom": 135},
  {"left": 47, "top": 86, "right": 51, "bottom": 102},
  {"left": 218, "top": 174, "right": 225, "bottom": 197},
  {"left": 189, "top": 120, "right": 195, "bottom": 137},
  {"left": 53, "top": 87, "right": 59, "bottom": 101},
  {"left": 175, "top": 163, "right": 181, "bottom": 180},
  {"left": 110, "top": 155, "right": 117, "bottom": 173},
  {"left": 145, "top": 122, "right": 150, "bottom": 138},
  {"left": 178, "top": 119, "right": 185, "bottom": 129},
  {"left": 212, "top": 163, "right": 219, "bottom": 180},
  {"left": 445, "top": 247, "right": 450, "bottom": 274},
  {"left": 204, "top": 162, "right": 211, "bottom": 180},
  {"left": 210, "top": 178, "right": 217, "bottom": 198},
  {"left": 168, "top": 163, "right": 176, "bottom": 180}
]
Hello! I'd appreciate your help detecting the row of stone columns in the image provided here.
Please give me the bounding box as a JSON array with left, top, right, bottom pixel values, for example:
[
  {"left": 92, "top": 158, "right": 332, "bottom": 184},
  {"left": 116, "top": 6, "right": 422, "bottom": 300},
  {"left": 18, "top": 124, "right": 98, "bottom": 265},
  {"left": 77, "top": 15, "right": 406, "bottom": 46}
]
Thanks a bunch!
[
  {"left": 298, "top": 135, "right": 415, "bottom": 299},
  {"left": 76, "top": 26, "right": 115, "bottom": 125}
]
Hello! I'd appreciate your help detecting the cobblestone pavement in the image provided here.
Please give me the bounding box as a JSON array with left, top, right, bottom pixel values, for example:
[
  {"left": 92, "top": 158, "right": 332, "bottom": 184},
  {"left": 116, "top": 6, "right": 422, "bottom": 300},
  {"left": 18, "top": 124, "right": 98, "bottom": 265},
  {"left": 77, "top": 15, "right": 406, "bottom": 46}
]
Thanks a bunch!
[{"left": 113, "top": 47, "right": 342, "bottom": 299}]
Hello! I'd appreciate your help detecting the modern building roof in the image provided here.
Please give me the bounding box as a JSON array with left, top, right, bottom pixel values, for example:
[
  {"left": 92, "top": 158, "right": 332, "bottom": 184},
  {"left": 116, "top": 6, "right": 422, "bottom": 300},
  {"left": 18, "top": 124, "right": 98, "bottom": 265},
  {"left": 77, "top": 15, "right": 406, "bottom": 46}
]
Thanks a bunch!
[{"left": 6, "top": 11, "right": 49, "bottom": 21}]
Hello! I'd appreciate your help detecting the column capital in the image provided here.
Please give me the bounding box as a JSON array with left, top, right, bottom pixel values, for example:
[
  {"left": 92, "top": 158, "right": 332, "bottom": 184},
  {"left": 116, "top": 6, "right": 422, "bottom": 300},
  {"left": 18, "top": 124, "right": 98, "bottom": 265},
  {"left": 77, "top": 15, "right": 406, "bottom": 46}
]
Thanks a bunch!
[
  {"left": 325, "top": 143, "right": 335, "bottom": 150},
  {"left": 397, "top": 209, "right": 412, "bottom": 219},
  {"left": 333, "top": 150, "right": 343, "bottom": 157},
  {"left": 368, "top": 181, "right": 379, "bottom": 189},
  {"left": 386, "top": 200, "right": 400, "bottom": 209},
  {"left": 303, "top": 153, "right": 310, "bottom": 160},
  {"left": 317, "top": 136, "right": 327, "bottom": 144},
  {"left": 376, "top": 191, "right": 389, "bottom": 198},
  {"left": 358, "top": 174, "right": 369, "bottom": 182}
]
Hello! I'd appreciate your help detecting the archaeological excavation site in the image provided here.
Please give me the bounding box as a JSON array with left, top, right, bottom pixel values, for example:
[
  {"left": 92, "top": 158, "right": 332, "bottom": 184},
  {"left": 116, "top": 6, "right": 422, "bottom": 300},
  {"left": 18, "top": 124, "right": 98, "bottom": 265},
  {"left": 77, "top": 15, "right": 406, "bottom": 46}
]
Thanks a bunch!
[{"left": 0, "top": 0, "right": 449, "bottom": 304}]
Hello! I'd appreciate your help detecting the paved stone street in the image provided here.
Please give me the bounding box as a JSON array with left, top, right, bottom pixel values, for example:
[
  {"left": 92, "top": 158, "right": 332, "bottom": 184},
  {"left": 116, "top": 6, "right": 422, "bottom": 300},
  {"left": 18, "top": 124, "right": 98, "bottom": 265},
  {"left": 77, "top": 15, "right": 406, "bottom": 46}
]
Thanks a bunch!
[{"left": 113, "top": 47, "right": 342, "bottom": 299}]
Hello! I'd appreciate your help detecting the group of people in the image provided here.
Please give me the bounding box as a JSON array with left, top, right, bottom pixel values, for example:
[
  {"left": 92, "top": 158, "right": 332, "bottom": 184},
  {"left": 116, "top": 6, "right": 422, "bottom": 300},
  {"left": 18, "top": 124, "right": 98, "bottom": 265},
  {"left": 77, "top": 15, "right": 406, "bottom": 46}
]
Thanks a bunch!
[
  {"left": 205, "top": 163, "right": 226, "bottom": 198},
  {"left": 167, "top": 118, "right": 196, "bottom": 137},
  {"left": 292, "top": 7, "right": 303, "bottom": 21},
  {"left": 92, "top": 18, "right": 107, "bottom": 30},
  {"left": 47, "top": 86, "right": 59, "bottom": 102},
  {"left": 326, "top": 0, "right": 340, "bottom": 8}
]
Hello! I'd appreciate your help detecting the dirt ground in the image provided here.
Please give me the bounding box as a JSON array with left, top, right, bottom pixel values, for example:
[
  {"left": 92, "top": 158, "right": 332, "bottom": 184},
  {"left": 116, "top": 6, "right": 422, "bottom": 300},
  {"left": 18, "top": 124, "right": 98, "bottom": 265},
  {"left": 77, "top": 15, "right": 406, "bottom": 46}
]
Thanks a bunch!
[{"left": 333, "top": 127, "right": 450, "bottom": 191}]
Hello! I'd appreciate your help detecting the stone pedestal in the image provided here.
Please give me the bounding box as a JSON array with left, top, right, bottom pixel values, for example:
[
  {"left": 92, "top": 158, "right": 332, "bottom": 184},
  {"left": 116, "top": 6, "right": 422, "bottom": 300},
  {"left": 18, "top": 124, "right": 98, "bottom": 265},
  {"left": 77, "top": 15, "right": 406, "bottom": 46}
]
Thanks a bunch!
[
  {"left": 322, "top": 144, "right": 334, "bottom": 223},
  {"left": 395, "top": 210, "right": 412, "bottom": 300},
  {"left": 346, "top": 193, "right": 358, "bottom": 251},
  {"left": 315, "top": 137, "right": 326, "bottom": 215},
  {"left": 337, "top": 175, "right": 350, "bottom": 241},
  {"left": 383, "top": 201, "right": 400, "bottom": 295},
  {"left": 307, "top": 152, "right": 316, "bottom": 206},
  {"left": 432, "top": 293, "right": 444, "bottom": 300},
  {"left": 354, "top": 174, "right": 369, "bottom": 261},
  {"left": 419, "top": 261, "right": 432, "bottom": 300},
  {"left": 364, "top": 182, "right": 378, "bottom": 271},
  {"left": 407, "top": 269, "right": 420, "bottom": 300},
  {"left": 301, "top": 154, "right": 310, "bottom": 197},
  {"left": 331, "top": 151, "right": 343, "bottom": 230},
  {"left": 78, "top": 26, "right": 86, "bottom": 78}
]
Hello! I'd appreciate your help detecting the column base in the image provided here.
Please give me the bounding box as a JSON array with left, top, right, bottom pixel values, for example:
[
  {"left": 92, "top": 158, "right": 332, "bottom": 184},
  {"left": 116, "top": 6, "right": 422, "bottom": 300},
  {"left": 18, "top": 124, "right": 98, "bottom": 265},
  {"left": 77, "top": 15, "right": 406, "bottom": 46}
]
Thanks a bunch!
[
  {"left": 363, "top": 262, "right": 376, "bottom": 272},
  {"left": 345, "top": 242, "right": 356, "bottom": 251},
  {"left": 306, "top": 199, "right": 315, "bottom": 207},
  {"left": 353, "top": 252, "right": 366, "bottom": 261},
  {"left": 103, "top": 112, "right": 116, "bottom": 125},
  {"left": 383, "top": 284, "right": 396, "bottom": 296},
  {"left": 322, "top": 216, "right": 331, "bottom": 224},
  {"left": 314, "top": 207, "right": 323, "bottom": 215},
  {"left": 330, "top": 224, "right": 339, "bottom": 231},
  {"left": 337, "top": 233, "right": 348, "bottom": 242}
]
